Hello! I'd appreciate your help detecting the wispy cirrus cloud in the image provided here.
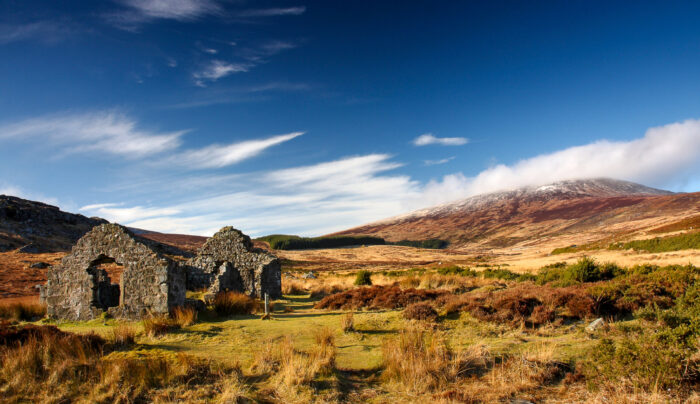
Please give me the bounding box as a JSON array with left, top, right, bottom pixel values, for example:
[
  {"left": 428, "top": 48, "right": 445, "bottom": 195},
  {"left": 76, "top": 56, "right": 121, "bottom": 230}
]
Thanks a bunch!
[
  {"left": 192, "top": 40, "right": 298, "bottom": 86},
  {"left": 166, "top": 132, "right": 304, "bottom": 169},
  {"left": 0, "top": 21, "right": 74, "bottom": 44},
  {"left": 0, "top": 110, "right": 303, "bottom": 169},
  {"left": 424, "top": 156, "right": 455, "bottom": 166},
  {"left": 237, "top": 7, "right": 306, "bottom": 18},
  {"left": 108, "top": 0, "right": 221, "bottom": 29},
  {"left": 192, "top": 60, "right": 251, "bottom": 86},
  {"left": 81, "top": 153, "right": 419, "bottom": 236},
  {"left": 413, "top": 133, "right": 468, "bottom": 146},
  {"left": 0, "top": 111, "right": 184, "bottom": 158},
  {"left": 78, "top": 118, "right": 700, "bottom": 237}
]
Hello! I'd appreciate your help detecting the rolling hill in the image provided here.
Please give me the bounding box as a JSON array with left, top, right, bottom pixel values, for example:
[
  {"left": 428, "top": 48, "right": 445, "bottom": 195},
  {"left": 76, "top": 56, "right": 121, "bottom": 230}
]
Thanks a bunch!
[{"left": 332, "top": 178, "right": 700, "bottom": 250}]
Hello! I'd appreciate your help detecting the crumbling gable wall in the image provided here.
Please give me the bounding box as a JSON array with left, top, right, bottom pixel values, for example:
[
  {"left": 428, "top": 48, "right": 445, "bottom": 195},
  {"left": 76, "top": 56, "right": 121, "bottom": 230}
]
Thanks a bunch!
[
  {"left": 186, "top": 226, "right": 281, "bottom": 298},
  {"left": 43, "top": 223, "right": 185, "bottom": 321}
]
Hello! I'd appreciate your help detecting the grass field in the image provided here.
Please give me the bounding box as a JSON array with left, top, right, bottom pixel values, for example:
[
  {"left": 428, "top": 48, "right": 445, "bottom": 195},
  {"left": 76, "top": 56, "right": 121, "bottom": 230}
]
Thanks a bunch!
[{"left": 1, "top": 260, "right": 698, "bottom": 403}]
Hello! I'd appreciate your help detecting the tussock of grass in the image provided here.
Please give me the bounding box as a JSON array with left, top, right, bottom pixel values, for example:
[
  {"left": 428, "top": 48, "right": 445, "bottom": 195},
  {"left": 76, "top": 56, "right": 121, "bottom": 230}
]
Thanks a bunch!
[
  {"left": 110, "top": 324, "right": 136, "bottom": 347},
  {"left": 382, "top": 326, "right": 489, "bottom": 394},
  {"left": 0, "top": 301, "right": 46, "bottom": 321},
  {"left": 142, "top": 315, "right": 178, "bottom": 337},
  {"left": 212, "top": 291, "right": 259, "bottom": 316},
  {"left": 340, "top": 312, "right": 354, "bottom": 333},
  {"left": 172, "top": 305, "right": 197, "bottom": 327}
]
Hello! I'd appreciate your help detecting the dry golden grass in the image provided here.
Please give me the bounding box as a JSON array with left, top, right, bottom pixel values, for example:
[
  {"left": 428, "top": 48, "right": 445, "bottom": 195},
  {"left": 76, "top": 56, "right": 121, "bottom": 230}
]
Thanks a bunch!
[
  {"left": 340, "top": 312, "right": 354, "bottom": 333},
  {"left": 382, "top": 326, "right": 490, "bottom": 395},
  {"left": 142, "top": 315, "right": 178, "bottom": 337},
  {"left": 212, "top": 291, "right": 260, "bottom": 316},
  {"left": 0, "top": 300, "right": 46, "bottom": 321},
  {"left": 172, "top": 305, "right": 197, "bottom": 327},
  {"left": 110, "top": 323, "right": 136, "bottom": 347}
]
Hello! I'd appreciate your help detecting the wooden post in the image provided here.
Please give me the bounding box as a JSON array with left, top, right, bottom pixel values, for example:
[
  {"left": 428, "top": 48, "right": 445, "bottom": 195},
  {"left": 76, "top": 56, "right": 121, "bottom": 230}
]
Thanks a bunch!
[{"left": 264, "top": 293, "right": 269, "bottom": 315}]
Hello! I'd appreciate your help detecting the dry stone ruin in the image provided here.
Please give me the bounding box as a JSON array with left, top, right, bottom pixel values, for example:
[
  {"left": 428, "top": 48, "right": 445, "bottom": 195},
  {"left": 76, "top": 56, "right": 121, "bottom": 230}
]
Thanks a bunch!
[
  {"left": 185, "top": 227, "right": 282, "bottom": 299},
  {"left": 42, "top": 224, "right": 281, "bottom": 320}
]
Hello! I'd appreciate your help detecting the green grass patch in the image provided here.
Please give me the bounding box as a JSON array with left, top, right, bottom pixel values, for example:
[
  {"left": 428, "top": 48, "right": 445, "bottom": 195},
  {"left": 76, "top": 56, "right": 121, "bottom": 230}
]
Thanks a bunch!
[{"left": 608, "top": 231, "right": 700, "bottom": 253}]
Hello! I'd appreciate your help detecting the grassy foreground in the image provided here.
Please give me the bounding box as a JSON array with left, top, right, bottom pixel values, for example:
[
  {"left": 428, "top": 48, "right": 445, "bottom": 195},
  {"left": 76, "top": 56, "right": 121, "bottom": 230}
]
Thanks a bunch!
[{"left": 0, "top": 260, "right": 698, "bottom": 403}]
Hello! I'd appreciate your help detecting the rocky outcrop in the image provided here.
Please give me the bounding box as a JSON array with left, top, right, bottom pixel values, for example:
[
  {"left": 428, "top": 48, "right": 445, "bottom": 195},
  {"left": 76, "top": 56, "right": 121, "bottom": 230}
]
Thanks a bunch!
[
  {"left": 42, "top": 224, "right": 186, "bottom": 321},
  {"left": 186, "top": 227, "right": 281, "bottom": 298},
  {"left": 0, "top": 195, "right": 107, "bottom": 252}
]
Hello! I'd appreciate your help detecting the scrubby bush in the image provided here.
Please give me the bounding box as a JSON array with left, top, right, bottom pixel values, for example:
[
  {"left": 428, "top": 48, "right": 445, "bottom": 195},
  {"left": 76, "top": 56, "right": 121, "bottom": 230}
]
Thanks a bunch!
[
  {"left": 315, "top": 285, "right": 448, "bottom": 310},
  {"left": 481, "top": 268, "right": 520, "bottom": 280},
  {"left": 354, "top": 270, "right": 372, "bottom": 286},
  {"left": 536, "top": 257, "right": 621, "bottom": 285},
  {"left": 403, "top": 302, "right": 439, "bottom": 322},
  {"left": 437, "top": 266, "right": 476, "bottom": 277},
  {"left": 212, "top": 291, "right": 259, "bottom": 316},
  {"left": 609, "top": 231, "right": 700, "bottom": 253}
]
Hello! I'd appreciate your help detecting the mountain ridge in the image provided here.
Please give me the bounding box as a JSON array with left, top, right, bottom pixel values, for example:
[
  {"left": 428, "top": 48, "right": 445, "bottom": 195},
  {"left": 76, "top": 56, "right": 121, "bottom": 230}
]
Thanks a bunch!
[{"left": 331, "top": 178, "right": 697, "bottom": 249}]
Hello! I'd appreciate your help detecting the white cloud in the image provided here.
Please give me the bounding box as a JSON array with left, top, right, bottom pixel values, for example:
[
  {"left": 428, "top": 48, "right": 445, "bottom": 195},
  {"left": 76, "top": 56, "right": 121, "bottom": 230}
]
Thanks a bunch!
[
  {"left": 79, "top": 204, "right": 181, "bottom": 223},
  {"left": 203, "top": 48, "right": 218, "bottom": 54},
  {"left": 167, "top": 132, "right": 304, "bottom": 169},
  {"left": 77, "top": 119, "right": 700, "bottom": 237},
  {"left": 119, "top": 0, "right": 220, "bottom": 21},
  {"left": 413, "top": 133, "right": 468, "bottom": 146},
  {"left": 237, "top": 7, "right": 306, "bottom": 17},
  {"left": 0, "top": 21, "right": 72, "bottom": 44},
  {"left": 0, "top": 111, "right": 184, "bottom": 158},
  {"left": 81, "top": 154, "right": 420, "bottom": 236},
  {"left": 417, "top": 119, "right": 700, "bottom": 207},
  {"left": 193, "top": 60, "right": 250, "bottom": 86},
  {"left": 424, "top": 156, "right": 455, "bottom": 166}
]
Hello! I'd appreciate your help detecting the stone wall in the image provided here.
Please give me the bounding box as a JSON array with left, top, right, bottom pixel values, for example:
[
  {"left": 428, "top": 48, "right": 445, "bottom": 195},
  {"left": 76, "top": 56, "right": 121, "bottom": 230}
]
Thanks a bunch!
[
  {"left": 186, "top": 226, "right": 281, "bottom": 298},
  {"left": 43, "top": 224, "right": 186, "bottom": 321}
]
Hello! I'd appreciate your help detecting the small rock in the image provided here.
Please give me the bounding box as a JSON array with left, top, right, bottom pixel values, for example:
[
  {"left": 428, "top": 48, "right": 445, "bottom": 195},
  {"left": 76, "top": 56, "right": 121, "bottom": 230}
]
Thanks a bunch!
[
  {"left": 510, "top": 400, "right": 534, "bottom": 404},
  {"left": 30, "top": 262, "right": 50, "bottom": 269},
  {"left": 586, "top": 318, "right": 605, "bottom": 333},
  {"left": 302, "top": 271, "right": 317, "bottom": 279}
]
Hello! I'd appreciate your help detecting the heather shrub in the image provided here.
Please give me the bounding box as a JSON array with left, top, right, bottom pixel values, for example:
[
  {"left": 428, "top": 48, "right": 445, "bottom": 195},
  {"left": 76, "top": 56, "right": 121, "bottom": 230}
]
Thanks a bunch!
[
  {"left": 403, "top": 302, "right": 439, "bottom": 322},
  {"left": 315, "top": 285, "right": 448, "bottom": 310}
]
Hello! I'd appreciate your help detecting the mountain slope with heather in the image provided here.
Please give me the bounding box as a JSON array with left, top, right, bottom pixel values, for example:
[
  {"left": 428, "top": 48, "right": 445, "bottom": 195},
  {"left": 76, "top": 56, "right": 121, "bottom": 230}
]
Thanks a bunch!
[
  {"left": 332, "top": 178, "right": 700, "bottom": 249},
  {"left": 0, "top": 195, "right": 108, "bottom": 253}
]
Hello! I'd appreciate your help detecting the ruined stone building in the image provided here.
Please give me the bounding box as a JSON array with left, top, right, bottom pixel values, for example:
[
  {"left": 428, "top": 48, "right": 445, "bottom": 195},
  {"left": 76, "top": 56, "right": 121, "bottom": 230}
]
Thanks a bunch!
[
  {"left": 43, "top": 224, "right": 281, "bottom": 321},
  {"left": 185, "top": 227, "right": 282, "bottom": 299}
]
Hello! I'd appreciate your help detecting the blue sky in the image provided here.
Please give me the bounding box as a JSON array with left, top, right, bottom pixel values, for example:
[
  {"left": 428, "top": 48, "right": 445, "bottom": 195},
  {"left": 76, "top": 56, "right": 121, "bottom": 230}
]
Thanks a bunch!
[{"left": 1, "top": 1, "right": 700, "bottom": 236}]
